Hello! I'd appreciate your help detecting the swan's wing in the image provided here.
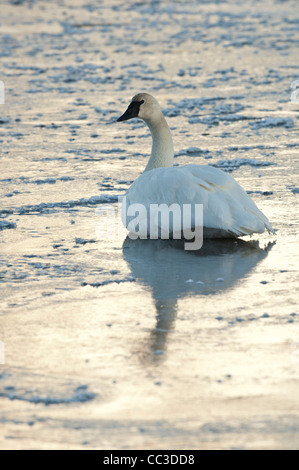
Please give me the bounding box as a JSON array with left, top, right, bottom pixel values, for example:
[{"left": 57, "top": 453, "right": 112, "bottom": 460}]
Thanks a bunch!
[
  {"left": 180, "top": 165, "right": 274, "bottom": 235},
  {"left": 123, "top": 165, "right": 274, "bottom": 237}
]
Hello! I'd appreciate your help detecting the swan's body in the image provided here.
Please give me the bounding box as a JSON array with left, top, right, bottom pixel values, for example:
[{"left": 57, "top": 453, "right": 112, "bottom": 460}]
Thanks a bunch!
[{"left": 117, "top": 93, "right": 274, "bottom": 239}]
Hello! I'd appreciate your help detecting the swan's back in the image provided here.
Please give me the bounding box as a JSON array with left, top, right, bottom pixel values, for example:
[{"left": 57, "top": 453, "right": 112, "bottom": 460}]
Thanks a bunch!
[{"left": 122, "top": 165, "right": 274, "bottom": 238}]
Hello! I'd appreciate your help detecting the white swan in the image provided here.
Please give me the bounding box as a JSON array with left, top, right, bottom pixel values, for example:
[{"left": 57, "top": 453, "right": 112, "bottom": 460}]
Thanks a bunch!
[{"left": 117, "top": 92, "right": 274, "bottom": 239}]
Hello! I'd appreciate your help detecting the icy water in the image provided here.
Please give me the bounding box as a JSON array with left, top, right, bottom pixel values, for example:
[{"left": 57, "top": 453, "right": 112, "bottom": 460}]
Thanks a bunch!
[{"left": 0, "top": 0, "right": 299, "bottom": 450}]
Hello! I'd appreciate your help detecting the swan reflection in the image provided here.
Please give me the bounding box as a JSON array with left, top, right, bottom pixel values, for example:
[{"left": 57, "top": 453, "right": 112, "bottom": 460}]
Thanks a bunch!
[{"left": 122, "top": 237, "right": 274, "bottom": 363}]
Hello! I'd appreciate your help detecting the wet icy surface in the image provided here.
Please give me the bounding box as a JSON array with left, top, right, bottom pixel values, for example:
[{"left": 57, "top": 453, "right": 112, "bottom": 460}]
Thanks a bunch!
[{"left": 0, "top": 0, "right": 299, "bottom": 450}]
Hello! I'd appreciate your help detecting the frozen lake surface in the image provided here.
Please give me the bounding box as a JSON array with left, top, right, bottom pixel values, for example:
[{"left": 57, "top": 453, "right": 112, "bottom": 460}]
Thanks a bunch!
[{"left": 0, "top": 0, "right": 299, "bottom": 450}]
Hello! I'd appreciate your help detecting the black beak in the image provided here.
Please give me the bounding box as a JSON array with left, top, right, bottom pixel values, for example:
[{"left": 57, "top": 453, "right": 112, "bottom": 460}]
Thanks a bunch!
[
  {"left": 117, "top": 99, "right": 144, "bottom": 122},
  {"left": 117, "top": 106, "right": 135, "bottom": 122}
]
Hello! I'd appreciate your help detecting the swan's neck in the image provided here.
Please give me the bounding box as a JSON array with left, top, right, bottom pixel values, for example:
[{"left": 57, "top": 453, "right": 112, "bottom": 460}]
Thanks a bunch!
[{"left": 144, "top": 114, "right": 174, "bottom": 171}]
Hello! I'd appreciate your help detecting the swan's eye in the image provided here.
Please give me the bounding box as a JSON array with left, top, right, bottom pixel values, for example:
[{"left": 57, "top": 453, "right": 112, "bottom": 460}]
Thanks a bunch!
[{"left": 129, "top": 99, "right": 144, "bottom": 112}]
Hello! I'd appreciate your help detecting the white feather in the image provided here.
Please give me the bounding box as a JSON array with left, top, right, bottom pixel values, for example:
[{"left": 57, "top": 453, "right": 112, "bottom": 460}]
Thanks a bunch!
[{"left": 118, "top": 93, "right": 274, "bottom": 239}]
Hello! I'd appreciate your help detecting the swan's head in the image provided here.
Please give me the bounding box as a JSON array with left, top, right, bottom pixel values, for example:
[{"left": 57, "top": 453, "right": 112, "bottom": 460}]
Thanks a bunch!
[{"left": 117, "top": 93, "right": 162, "bottom": 123}]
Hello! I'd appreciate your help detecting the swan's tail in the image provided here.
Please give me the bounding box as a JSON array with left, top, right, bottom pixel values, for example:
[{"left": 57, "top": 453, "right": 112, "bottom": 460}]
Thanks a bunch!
[
  {"left": 265, "top": 220, "right": 276, "bottom": 235},
  {"left": 229, "top": 205, "right": 275, "bottom": 237}
]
